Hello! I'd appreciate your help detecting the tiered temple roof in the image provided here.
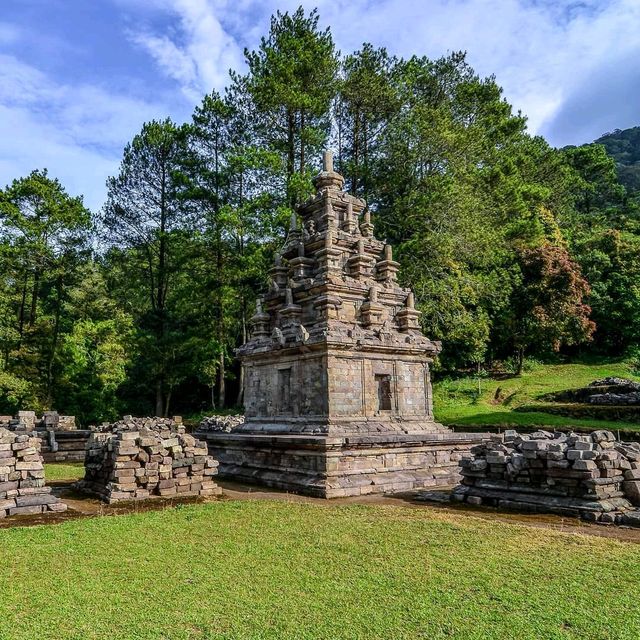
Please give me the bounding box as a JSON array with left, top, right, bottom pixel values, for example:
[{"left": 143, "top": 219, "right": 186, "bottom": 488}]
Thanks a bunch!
[{"left": 242, "top": 150, "right": 440, "bottom": 358}]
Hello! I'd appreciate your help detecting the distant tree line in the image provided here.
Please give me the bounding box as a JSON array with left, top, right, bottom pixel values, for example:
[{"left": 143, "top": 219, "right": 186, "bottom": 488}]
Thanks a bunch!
[{"left": 0, "top": 7, "right": 639, "bottom": 423}]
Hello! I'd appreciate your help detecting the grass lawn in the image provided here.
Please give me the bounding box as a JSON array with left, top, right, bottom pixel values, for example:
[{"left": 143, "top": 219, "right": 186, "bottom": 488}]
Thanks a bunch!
[
  {"left": 0, "top": 500, "right": 639, "bottom": 640},
  {"left": 44, "top": 462, "right": 85, "bottom": 482},
  {"left": 434, "top": 359, "right": 640, "bottom": 430}
]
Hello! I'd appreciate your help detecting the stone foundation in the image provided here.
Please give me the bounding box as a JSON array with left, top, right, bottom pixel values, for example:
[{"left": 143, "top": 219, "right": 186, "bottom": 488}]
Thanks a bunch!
[
  {"left": 0, "top": 428, "right": 67, "bottom": 517},
  {"left": 200, "top": 430, "right": 485, "bottom": 498},
  {"left": 76, "top": 417, "right": 222, "bottom": 503},
  {"left": 451, "top": 429, "right": 640, "bottom": 521}
]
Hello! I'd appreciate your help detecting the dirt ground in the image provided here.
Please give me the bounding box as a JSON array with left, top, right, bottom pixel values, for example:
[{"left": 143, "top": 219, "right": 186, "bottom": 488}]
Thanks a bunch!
[{"left": 2, "top": 477, "right": 640, "bottom": 544}]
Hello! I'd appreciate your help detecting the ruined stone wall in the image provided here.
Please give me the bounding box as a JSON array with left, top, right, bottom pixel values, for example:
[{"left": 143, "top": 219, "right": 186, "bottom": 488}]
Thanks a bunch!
[
  {"left": 0, "top": 411, "right": 85, "bottom": 463},
  {"left": 0, "top": 428, "right": 67, "bottom": 517},
  {"left": 453, "top": 429, "right": 640, "bottom": 521},
  {"left": 326, "top": 354, "right": 432, "bottom": 419},
  {"left": 76, "top": 417, "right": 221, "bottom": 503},
  {"left": 1, "top": 410, "right": 76, "bottom": 432}
]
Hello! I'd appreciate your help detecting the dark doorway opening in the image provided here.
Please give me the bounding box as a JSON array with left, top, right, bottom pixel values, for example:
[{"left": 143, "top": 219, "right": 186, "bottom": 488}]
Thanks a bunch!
[
  {"left": 278, "top": 368, "right": 292, "bottom": 413},
  {"left": 375, "top": 374, "right": 392, "bottom": 411}
]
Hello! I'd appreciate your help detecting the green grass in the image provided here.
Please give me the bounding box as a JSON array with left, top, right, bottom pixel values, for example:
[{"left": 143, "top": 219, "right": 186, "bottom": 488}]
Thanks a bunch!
[
  {"left": 434, "top": 359, "right": 640, "bottom": 430},
  {"left": 44, "top": 462, "right": 84, "bottom": 482},
  {"left": 0, "top": 500, "right": 639, "bottom": 639}
]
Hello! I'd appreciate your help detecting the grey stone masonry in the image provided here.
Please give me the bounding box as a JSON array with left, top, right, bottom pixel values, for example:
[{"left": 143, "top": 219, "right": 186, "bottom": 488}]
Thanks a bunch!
[
  {"left": 75, "top": 417, "right": 222, "bottom": 503},
  {"left": 0, "top": 427, "right": 67, "bottom": 517},
  {"left": 451, "top": 429, "right": 640, "bottom": 522},
  {"left": 199, "top": 151, "right": 485, "bottom": 497}
]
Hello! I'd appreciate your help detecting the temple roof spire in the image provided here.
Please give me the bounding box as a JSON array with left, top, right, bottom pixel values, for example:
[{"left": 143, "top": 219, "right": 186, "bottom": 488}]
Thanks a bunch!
[
  {"left": 313, "top": 148, "right": 344, "bottom": 191},
  {"left": 322, "top": 149, "right": 334, "bottom": 173}
]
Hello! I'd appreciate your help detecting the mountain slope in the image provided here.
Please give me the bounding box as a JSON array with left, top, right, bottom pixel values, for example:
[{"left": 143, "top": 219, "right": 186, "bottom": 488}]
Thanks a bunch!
[{"left": 596, "top": 126, "right": 640, "bottom": 195}]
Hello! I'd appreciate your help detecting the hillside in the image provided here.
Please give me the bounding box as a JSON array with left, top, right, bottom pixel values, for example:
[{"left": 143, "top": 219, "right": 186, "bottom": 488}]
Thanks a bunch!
[
  {"left": 596, "top": 125, "right": 640, "bottom": 195},
  {"left": 433, "top": 359, "right": 640, "bottom": 431}
]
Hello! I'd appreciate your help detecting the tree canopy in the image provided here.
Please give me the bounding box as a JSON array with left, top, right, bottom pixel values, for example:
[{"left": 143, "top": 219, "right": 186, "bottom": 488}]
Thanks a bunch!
[{"left": 0, "top": 6, "right": 637, "bottom": 421}]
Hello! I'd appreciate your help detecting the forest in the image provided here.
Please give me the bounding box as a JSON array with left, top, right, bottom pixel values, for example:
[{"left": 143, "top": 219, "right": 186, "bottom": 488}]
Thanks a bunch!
[{"left": 0, "top": 7, "right": 639, "bottom": 425}]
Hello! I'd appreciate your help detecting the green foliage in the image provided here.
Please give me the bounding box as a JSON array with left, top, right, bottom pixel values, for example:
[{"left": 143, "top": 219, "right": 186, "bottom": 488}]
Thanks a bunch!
[
  {"left": 336, "top": 43, "right": 399, "bottom": 198},
  {"left": 576, "top": 229, "right": 640, "bottom": 352},
  {"left": 596, "top": 125, "right": 640, "bottom": 198},
  {"left": 1, "top": 9, "right": 639, "bottom": 420},
  {"left": 434, "top": 359, "right": 640, "bottom": 430},
  {"left": 506, "top": 243, "right": 595, "bottom": 373},
  {"left": 0, "top": 169, "right": 91, "bottom": 414},
  {"left": 239, "top": 6, "right": 339, "bottom": 204}
]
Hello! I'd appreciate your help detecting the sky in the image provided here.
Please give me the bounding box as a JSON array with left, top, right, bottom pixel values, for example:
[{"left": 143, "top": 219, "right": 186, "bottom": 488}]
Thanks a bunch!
[{"left": 1, "top": 0, "right": 639, "bottom": 211}]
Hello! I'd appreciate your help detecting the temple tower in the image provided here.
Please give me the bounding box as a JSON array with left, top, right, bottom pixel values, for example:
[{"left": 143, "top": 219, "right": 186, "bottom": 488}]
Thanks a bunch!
[{"left": 199, "top": 152, "right": 483, "bottom": 497}]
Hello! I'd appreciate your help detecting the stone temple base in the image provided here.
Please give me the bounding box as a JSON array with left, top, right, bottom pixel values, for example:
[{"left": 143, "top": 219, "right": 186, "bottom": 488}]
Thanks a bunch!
[{"left": 197, "top": 429, "right": 487, "bottom": 498}]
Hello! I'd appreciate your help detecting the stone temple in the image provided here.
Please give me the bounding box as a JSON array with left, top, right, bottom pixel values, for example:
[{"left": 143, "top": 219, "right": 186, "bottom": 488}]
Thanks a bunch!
[{"left": 200, "top": 151, "right": 483, "bottom": 497}]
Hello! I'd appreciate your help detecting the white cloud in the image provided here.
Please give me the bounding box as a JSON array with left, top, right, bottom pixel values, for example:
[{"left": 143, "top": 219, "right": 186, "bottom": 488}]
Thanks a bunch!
[
  {"left": 0, "top": 54, "right": 172, "bottom": 210},
  {"left": 126, "top": 0, "right": 244, "bottom": 99},
  {"left": 3, "top": 0, "right": 639, "bottom": 213},
  {"left": 127, "top": 0, "right": 640, "bottom": 145}
]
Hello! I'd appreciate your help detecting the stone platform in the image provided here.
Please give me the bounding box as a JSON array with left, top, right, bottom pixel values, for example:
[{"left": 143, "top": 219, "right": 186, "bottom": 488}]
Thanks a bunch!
[{"left": 199, "top": 429, "right": 485, "bottom": 498}]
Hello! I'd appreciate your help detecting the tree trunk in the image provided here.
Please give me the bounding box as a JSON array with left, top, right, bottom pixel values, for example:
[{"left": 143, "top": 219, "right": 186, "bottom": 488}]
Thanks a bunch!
[
  {"left": 155, "top": 379, "right": 164, "bottom": 417},
  {"left": 45, "top": 273, "right": 63, "bottom": 406},
  {"left": 352, "top": 110, "right": 360, "bottom": 195},
  {"left": 164, "top": 389, "right": 172, "bottom": 418},
  {"left": 29, "top": 268, "right": 40, "bottom": 325},
  {"left": 17, "top": 271, "right": 28, "bottom": 347},
  {"left": 300, "top": 109, "right": 305, "bottom": 174},
  {"left": 215, "top": 233, "right": 225, "bottom": 410},
  {"left": 287, "top": 109, "right": 295, "bottom": 207},
  {"left": 236, "top": 300, "right": 247, "bottom": 407},
  {"left": 218, "top": 351, "right": 225, "bottom": 410},
  {"left": 516, "top": 346, "right": 525, "bottom": 376}
]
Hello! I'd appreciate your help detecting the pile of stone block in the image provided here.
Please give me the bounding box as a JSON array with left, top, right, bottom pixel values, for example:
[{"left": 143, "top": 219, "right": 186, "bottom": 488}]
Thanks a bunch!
[
  {"left": 1, "top": 410, "right": 76, "bottom": 432},
  {"left": 198, "top": 415, "right": 245, "bottom": 433},
  {"left": 452, "top": 429, "right": 640, "bottom": 522},
  {"left": 75, "top": 416, "right": 222, "bottom": 503},
  {"left": 0, "top": 427, "right": 67, "bottom": 517}
]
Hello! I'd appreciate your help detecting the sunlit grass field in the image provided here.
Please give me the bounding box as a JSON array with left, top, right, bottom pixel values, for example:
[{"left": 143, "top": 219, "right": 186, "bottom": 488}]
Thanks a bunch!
[
  {"left": 0, "top": 500, "right": 639, "bottom": 640},
  {"left": 434, "top": 359, "right": 640, "bottom": 430},
  {"left": 43, "top": 462, "right": 85, "bottom": 482}
]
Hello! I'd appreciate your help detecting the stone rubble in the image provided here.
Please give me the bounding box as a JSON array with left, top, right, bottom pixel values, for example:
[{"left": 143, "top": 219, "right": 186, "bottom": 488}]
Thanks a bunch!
[
  {"left": 451, "top": 429, "right": 640, "bottom": 524},
  {"left": 589, "top": 391, "right": 640, "bottom": 405},
  {"left": 0, "top": 410, "right": 76, "bottom": 432},
  {"left": 75, "top": 416, "right": 222, "bottom": 503},
  {"left": 588, "top": 377, "right": 640, "bottom": 390},
  {"left": 198, "top": 415, "right": 245, "bottom": 433},
  {"left": 0, "top": 427, "right": 67, "bottom": 518}
]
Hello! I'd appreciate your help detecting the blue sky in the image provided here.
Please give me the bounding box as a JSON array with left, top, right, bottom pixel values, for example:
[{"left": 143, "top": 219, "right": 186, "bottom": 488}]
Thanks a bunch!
[{"left": 1, "top": 0, "right": 639, "bottom": 211}]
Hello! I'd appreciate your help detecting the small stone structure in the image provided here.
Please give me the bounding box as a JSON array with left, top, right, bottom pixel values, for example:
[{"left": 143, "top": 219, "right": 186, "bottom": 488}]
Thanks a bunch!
[
  {"left": 451, "top": 429, "right": 640, "bottom": 522},
  {"left": 586, "top": 378, "right": 640, "bottom": 405},
  {"left": 76, "top": 417, "right": 222, "bottom": 503},
  {"left": 0, "top": 427, "right": 67, "bottom": 517},
  {"left": 544, "top": 377, "right": 640, "bottom": 405},
  {"left": 519, "top": 378, "right": 640, "bottom": 423},
  {"left": 1, "top": 410, "right": 76, "bottom": 432},
  {"left": 0, "top": 410, "right": 89, "bottom": 462},
  {"left": 199, "top": 151, "right": 484, "bottom": 497}
]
